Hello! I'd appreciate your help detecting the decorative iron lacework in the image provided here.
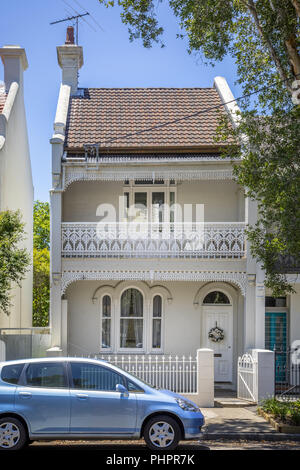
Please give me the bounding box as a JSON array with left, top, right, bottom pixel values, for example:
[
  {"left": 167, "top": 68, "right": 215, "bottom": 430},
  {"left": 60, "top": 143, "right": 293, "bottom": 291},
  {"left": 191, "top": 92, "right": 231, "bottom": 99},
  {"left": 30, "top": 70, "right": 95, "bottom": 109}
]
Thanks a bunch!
[
  {"left": 61, "top": 222, "right": 246, "bottom": 259},
  {"left": 65, "top": 151, "right": 238, "bottom": 163},
  {"left": 61, "top": 270, "right": 247, "bottom": 295},
  {"left": 63, "top": 167, "right": 234, "bottom": 188}
]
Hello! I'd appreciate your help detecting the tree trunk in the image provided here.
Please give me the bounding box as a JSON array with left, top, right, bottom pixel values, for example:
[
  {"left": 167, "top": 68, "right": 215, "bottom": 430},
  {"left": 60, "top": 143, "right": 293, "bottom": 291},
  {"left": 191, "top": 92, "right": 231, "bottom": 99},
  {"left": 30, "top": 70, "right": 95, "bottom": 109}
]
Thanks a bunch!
[
  {"left": 290, "top": 0, "right": 300, "bottom": 18},
  {"left": 285, "top": 35, "right": 300, "bottom": 78}
]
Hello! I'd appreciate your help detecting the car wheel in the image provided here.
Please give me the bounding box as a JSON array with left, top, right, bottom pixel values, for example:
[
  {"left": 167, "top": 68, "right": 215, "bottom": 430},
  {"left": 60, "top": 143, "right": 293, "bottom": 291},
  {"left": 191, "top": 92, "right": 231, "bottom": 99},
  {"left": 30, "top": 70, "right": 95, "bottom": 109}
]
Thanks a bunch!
[
  {"left": 144, "top": 415, "right": 181, "bottom": 451},
  {"left": 0, "top": 417, "right": 28, "bottom": 451}
]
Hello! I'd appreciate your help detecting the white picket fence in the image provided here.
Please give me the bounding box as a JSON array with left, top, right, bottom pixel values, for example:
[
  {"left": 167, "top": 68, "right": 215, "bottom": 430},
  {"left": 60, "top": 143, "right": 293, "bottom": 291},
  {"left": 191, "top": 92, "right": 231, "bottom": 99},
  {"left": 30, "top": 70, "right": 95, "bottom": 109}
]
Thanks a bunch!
[
  {"left": 93, "top": 354, "right": 198, "bottom": 394},
  {"left": 237, "top": 353, "right": 258, "bottom": 402}
]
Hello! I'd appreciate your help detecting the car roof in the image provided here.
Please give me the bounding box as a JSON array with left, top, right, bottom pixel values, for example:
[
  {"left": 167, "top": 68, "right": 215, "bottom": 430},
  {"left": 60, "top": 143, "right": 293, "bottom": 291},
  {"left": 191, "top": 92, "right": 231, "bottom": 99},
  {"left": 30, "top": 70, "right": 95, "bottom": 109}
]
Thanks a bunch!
[{"left": 0, "top": 357, "right": 108, "bottom": 366}]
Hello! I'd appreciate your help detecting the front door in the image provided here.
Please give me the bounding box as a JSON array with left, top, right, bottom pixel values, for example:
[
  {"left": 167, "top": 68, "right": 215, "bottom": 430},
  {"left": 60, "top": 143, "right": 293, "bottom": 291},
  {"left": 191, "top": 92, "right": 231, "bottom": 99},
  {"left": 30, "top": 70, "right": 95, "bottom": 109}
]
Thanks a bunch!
[
  {"left": 203, "top": 307, "right": 233, "bottom": 382},
  {"left": 265, "top": 312, "right": 287, "bottom": 382}
]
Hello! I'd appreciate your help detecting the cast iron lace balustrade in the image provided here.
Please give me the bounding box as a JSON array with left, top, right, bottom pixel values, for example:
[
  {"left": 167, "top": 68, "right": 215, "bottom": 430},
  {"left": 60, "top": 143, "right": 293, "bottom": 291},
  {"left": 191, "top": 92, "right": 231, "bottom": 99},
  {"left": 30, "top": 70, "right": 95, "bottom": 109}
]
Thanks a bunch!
[{"left": 61, "top": 222, "right": 246, "bottom": 259}]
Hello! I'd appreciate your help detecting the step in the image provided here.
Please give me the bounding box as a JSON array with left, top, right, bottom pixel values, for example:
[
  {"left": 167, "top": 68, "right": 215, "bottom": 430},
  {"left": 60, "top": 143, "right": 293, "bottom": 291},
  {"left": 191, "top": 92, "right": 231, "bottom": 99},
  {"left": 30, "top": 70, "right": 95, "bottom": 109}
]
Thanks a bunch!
[{"left": 214, "top": 398, "right": 256, "bottom": 408}]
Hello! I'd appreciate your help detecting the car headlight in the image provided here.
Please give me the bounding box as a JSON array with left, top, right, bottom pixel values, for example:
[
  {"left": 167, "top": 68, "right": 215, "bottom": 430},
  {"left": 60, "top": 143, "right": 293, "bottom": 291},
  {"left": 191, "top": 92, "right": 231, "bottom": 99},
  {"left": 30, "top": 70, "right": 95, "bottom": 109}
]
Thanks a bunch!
[{"left": 175, "top": 398, "right": 199, "bottom": 412}]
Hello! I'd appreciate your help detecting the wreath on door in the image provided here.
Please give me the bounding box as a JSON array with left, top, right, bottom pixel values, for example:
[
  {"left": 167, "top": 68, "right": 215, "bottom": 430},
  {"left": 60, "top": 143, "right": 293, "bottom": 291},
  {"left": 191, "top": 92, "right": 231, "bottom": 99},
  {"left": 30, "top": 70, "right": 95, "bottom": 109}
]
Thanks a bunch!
[{"left": 208, "top": 323, "right": 225, "bottom": 343}]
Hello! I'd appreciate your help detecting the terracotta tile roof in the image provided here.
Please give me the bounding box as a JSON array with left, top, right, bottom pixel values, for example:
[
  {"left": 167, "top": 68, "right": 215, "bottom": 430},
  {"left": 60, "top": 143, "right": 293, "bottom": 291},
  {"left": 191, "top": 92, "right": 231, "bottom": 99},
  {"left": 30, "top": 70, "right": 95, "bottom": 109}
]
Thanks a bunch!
[
  {"left": 0, "top": 92, "right": 7, "bottom": 114},
  {"left": 65, "top": 88, "right": 232, "bottom": 151}
]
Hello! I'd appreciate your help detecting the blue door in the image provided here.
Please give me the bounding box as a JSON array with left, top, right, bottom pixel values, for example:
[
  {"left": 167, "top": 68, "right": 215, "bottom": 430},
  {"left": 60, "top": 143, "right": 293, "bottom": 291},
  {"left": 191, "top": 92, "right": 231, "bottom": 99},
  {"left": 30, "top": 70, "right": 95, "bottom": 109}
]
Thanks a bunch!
[
  {"left": 265, "top": 312, "right": 287, "bottom": 382},
  {"left": 15, "top": 361, "right": 70, "bottom": 434},
  {"left": 69, "top": 362, "right": 137, "bottom": 435}
]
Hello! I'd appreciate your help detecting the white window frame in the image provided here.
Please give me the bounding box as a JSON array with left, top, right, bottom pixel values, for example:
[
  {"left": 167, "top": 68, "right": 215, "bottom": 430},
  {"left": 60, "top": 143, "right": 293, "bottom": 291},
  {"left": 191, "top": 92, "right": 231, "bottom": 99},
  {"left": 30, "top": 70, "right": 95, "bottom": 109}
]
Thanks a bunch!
[
  {"left": 118, "top": 287, "right": 146, "bottom": 353},
  {"left": 123, "top": 180, "right": 177, "bottom": 224}
]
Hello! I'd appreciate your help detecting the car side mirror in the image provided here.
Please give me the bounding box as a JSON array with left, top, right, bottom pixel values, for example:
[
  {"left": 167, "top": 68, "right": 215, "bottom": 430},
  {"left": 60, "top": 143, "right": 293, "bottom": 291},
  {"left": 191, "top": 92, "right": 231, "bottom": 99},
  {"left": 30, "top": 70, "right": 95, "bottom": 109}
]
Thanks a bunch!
[{"left": 116, "top": 383, "right": 129, "bottom": 397}]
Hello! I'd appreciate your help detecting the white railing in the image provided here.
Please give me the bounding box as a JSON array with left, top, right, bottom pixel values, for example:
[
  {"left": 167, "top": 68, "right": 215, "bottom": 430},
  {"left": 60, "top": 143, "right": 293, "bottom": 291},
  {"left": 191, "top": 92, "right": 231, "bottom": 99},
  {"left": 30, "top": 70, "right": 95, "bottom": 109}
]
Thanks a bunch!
[
  {"left": 82, "top": 354, "right": 198, "bottom": 394},
  {"left": 61, "top": 222, "right": 246, "bottom": 259},
  {"left": 237, "top": 353, "right": 258, "bottom": 402}
]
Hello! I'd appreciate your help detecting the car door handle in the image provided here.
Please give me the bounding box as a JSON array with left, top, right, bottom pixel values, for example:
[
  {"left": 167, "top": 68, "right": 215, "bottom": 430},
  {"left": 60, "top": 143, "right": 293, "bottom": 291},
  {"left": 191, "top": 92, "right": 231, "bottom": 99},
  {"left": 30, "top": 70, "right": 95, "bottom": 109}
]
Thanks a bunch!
[
  {"left": 76, "top": 393, "right": 89, "bottom": 399},
  {"left": 18, "top": 392, "right": 32, "bottom": 399}
]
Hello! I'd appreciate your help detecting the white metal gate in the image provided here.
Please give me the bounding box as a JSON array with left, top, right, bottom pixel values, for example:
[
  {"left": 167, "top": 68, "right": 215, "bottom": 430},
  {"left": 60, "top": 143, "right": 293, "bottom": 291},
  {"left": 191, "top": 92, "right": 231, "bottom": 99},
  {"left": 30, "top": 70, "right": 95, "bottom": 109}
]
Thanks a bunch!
[{"left": 237, "top": 353, "right": 258, "bottom": 402}]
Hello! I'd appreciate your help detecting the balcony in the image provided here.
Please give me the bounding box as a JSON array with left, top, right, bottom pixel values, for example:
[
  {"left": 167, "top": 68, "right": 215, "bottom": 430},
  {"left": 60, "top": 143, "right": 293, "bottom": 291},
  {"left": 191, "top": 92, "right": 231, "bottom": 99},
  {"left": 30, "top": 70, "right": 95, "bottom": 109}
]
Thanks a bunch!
[{"left": 61, "top": 222, "right": 246, "bottom": 259}]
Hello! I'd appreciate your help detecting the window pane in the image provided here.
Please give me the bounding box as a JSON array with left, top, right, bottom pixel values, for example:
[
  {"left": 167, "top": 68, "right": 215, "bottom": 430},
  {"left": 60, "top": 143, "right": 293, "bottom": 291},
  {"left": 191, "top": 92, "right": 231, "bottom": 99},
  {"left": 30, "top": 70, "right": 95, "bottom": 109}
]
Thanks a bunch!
[
  {"left": 123, "top": 193, "right": 129, "bottom": 218},
  {"left": 71, "top": 363, "right": 122, "bottom": 391},
  {"left": 153, "top": 295, "right": 162, "bottom": 317},
  {"left": 102, "top": 295, "right": 111, "bottom": 317},
  {"left": 1, "top": 363, "right": 25, "bottom": 384},
  {"left": 134, "top": 192, "right": 147, "bottom": 221},
  {"left": 127, "top": 380, "right": 144, "bottom": 393},
  {"left": 203, "top": 291, "right": 230, "bottom": 304},
  {"left": 265, "top": 296, "right": 286, "bottom": 307},
  {"left": 152, "top": 319, "right": 162, "bottom": 349},
  {"left": 152, "top": 192, "right": 165, "bottom": 223},
  {"left": 120, "top": 319, "right": 143, "bottom": 348},
  {"left": 121, "top": 289, "right": 143, "bottom": 317},
  {"left": 170, "top": 192, "right": 175, "bottom": 224},
  {"left": 25, "top": 362, "right": 66, "bottom": 388},
  {"left": 102, "top": 319, "right": 111, "bottom": 349}
]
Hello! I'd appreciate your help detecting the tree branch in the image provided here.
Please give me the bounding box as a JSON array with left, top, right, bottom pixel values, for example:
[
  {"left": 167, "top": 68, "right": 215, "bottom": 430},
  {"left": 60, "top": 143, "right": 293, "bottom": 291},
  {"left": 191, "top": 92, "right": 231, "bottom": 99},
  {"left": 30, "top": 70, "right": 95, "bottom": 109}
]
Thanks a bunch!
[{"left": 247, "top": 0, "right": 293, "bottom": 93}]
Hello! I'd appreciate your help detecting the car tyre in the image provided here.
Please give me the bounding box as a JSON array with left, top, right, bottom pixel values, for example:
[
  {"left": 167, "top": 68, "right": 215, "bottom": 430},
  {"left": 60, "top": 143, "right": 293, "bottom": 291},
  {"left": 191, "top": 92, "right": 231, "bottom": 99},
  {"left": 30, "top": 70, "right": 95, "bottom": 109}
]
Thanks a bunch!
[
  {"left": 0, "top": 417, "right": 28, "bottom": 451},
  {"left": 144, "top": 415, "right": 181, "bottom": 451}
]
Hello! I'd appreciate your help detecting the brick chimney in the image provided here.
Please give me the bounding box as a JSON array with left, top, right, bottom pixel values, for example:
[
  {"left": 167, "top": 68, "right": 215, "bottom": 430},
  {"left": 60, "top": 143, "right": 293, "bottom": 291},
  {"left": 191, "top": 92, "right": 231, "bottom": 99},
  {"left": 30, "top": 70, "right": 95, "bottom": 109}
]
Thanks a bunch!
[
  {"left": 56, "top": 27, "right": 83, "bottom": 95},
  {"left": 65, "top": 26, "right": 75, "bottom": 45}
]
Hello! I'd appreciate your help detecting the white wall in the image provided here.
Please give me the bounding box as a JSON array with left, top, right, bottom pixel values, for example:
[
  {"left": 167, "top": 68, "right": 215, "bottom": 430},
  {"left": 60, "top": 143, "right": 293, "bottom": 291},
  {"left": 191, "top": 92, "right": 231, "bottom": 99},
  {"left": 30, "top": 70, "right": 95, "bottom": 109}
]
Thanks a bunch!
[
  {"left": 62, "top": 180, "right": 244, "bottom": 222},
  {"left": 0, "top": 48, "right": 33, "bottom": 328},
  {"left": 66, "top": 280, "right": 244, "bottom": 385},
  {"left": 289, "top": 285, "right": 300, "bottom": 344}
]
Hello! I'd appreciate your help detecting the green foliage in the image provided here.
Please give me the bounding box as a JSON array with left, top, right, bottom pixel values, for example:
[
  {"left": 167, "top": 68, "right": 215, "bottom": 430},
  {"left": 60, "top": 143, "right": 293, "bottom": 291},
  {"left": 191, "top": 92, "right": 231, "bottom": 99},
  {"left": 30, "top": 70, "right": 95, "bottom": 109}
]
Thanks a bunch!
[
  {"left": 0, "top": 210, "right": 31, "bottom": 316},
  {"left": 99, "top": 0, "right": 300, "bottom": 294},
  {"left": 33, "top": 201, "right": 50, "bottom": 251},
  {"left": 261, "top": 397, "right": 300, "bottom": 425},
  {"left": 218, "top": 106, "right": 300, "bottom": 295},
  {"left": 33, "top": 201, "right": 50, "bottom": 326}
]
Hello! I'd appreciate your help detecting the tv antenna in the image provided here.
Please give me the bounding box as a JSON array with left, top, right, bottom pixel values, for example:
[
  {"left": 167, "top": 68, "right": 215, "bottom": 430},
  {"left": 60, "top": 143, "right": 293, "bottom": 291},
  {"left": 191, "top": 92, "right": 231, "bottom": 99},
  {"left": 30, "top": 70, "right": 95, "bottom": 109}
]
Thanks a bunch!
[{"left": 50, "top": 12, "right": 90, "bottom": 45}]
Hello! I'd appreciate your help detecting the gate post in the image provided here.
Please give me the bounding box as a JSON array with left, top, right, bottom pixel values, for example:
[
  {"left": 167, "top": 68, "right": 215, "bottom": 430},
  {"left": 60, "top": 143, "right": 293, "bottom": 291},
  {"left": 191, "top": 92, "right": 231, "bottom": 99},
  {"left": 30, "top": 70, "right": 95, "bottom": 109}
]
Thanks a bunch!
[
  {"left": 251, "top": 349, "right": 275, "bottom": 402},
  {"left": 196, "top": 348, "right": 214, "bottom": 407},
  {"left": 0, "top": 339, "right": 5, "bottom": 362}
]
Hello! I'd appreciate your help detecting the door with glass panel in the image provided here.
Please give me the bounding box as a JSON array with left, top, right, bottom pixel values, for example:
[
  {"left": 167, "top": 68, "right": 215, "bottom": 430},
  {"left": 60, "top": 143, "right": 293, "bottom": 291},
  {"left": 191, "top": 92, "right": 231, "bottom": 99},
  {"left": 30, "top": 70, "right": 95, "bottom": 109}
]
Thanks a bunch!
[
  {"left": 265, "top": 311, "right": 287, "bottom": 382},
  {"left": 69, "top": 362, "right": 137, "bottom": 434}
]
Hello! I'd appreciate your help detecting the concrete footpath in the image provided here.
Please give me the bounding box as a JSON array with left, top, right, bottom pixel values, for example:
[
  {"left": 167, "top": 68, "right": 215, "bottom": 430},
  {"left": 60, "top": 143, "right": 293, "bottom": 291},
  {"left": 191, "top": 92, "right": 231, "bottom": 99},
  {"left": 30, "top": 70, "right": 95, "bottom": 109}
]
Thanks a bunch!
[{"left": 201, "top": 406, "right": 300, "bottom": 442}]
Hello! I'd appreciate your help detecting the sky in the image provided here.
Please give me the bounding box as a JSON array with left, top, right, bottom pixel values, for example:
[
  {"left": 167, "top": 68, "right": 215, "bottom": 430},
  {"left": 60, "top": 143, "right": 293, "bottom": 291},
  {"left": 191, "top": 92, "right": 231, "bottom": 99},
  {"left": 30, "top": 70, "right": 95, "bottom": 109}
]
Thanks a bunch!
[{"left": 0, "top": 0, "right": 242, "bottom": 202}]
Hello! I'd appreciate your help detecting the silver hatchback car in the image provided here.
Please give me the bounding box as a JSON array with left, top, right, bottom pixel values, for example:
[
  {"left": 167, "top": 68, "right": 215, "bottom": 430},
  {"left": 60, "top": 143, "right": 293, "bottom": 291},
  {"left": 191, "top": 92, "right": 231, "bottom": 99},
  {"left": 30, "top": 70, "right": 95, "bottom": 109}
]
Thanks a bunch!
[{"left": 0, "top": 357, "right": 204, "bottom": 451}]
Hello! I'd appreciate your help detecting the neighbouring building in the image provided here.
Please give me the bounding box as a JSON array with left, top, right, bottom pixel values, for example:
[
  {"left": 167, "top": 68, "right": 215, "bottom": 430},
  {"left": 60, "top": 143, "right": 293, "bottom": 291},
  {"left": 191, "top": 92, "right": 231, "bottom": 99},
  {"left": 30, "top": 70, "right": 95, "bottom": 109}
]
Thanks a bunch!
[
  {"left": 0, "top": 46, "right": 33, "bottom": 329},
  {"left": 49, "top": 28, "right": 300, "bottom": 390}
]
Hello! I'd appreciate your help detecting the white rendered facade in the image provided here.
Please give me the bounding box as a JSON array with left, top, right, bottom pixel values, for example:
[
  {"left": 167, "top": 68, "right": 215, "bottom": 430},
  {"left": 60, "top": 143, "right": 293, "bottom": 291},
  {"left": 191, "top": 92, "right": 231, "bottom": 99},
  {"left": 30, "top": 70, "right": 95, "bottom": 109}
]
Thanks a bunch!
[
  {"left": 0, "top": 46, "right": 33, "bottom": 329},
  {"left": 49, "top": 39, "right": 300, "bottom": 388}
]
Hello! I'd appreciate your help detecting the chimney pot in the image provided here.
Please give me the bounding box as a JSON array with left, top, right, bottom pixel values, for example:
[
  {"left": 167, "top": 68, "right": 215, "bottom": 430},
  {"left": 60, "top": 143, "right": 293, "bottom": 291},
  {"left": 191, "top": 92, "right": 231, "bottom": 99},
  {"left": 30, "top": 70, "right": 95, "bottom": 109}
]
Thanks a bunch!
[{"left": 65, "top": 26, "right": 75, "bottom": 45}]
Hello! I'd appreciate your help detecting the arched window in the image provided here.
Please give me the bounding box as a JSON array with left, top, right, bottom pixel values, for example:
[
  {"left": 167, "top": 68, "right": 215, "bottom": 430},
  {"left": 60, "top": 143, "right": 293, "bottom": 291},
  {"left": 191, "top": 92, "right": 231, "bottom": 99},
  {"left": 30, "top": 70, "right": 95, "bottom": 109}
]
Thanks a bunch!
[
  {"left": 152, "top": 295, "right": 162, "bottom": 349},
  {"left": 203, "top": 291, "right": 230, "bottom": 304},
  {"left": 120, "top": 289, "right": 143, "bottom": 349},
  {"left": 101, "top": 295, "right": 111, "bottom": 349}
]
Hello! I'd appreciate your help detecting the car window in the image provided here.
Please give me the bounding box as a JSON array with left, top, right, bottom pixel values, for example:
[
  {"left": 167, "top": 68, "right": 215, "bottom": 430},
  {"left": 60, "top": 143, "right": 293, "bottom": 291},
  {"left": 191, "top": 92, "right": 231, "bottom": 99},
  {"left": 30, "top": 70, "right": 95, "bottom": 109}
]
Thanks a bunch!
[
  {"left": 70, "top": 362, "right": 123, "bottom": 391},
  {"left": 127, "top": 379, "right": 144, "bottom": 393},
  {"left": 25, "top": 362, "right": 67, "bottom": 388},
  {"left": 1, "top": 363, "right": 25, "bottom": 384}
]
